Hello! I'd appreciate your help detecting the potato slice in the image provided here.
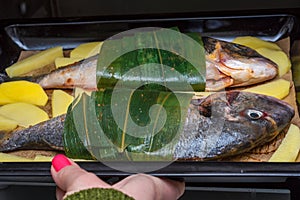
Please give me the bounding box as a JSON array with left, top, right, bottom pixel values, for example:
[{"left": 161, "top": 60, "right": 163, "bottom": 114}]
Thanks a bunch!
[
  {"left": 5, "top": 46, "right": 63, "bottom": 77},
  {"left": 71, "top": 87, "right": 93, "bottom": 108},
  {"left": 33, "top": 155, "right": 53, "bottom": 162},
  {"left": 70, "top": 41, "right": 102, "bottom": 59},
  {"left": 243, "top": 79, "right": 290, "bottom": 99},
  {"left": 0, "top": 115, "right": 18, "bottom": 131},
  {"left": 74, "top": 87, "right": 92, "bottom": 97},
  {"left": 0, "top": 91, "right": 13, "bottom": 105},
  {"left": 256, "top": 48, "right": 291, "bottom": 77},
  {"left": 33, "top": 154, "right": 93, "bottom": 162},
  {"left": 232, "top": 36, "right": 282, "bottom": 51},
  {"left": 0, "top": 153, "right": 33, "bottom": 162},
  {"left": 52, "top": 90, "right": 74, "bottom": 117},
  {"left": 0, "top": 103, "right": 49, "bottom": 128},
  {"left": 269, "top": 124, "right": 300, "bottom": 162},
  {"left": 55, "top": 57, "right": 83, "bottom": 69},
  {"left": 0, "top": 81, "right": 48, "bottom": 106}
]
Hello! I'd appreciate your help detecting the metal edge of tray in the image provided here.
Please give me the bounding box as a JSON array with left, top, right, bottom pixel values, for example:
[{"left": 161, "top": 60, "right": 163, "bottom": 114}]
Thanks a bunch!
[
  {"left": 0, "top": 161, "right": 300, "bottom": 184},
  {"left": 1, "top": 13, "right": 299, "bottom": 70}
]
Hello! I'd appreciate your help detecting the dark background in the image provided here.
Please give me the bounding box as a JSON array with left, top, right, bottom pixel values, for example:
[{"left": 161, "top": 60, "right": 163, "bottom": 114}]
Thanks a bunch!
[{"left": 0, "top": 0, "right": 300, "bottom": 19}]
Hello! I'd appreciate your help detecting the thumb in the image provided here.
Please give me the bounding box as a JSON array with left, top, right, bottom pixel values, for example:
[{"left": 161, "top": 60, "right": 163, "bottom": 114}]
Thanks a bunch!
[{"left": 51, "top": 154, "right": 110, "bottom": 197}]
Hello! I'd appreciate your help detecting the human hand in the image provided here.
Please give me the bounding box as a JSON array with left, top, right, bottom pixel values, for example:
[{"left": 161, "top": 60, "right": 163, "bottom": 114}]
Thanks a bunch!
[{"left": 51, "top": 154, "right": 185, "bottom": 200}]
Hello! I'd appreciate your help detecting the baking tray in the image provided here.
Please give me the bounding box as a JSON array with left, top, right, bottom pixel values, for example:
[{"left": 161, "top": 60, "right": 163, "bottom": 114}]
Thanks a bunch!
[{"left": 0, "top": 13, "right": 300, "bottom": 185}]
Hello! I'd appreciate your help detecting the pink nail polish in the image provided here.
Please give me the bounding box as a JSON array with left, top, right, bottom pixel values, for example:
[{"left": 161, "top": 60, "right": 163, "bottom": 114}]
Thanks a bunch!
[{"left": 52, "top": 154, "right": 72, "bottom": 172}]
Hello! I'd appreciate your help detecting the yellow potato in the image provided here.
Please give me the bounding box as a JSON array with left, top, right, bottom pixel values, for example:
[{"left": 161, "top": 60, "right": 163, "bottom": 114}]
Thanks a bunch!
[
  {"left": 74, "top": 87, "right": 92, "bottom": 97},
  {"left": 243, "top": 79, "right": 290, "bottom": 99},
  {"left": 0, "top": 153, "right": 33, "bottom": 162},
  {"left": 71, "top": 87, "right": 92, "bottom": 108},
  {"left": 70, "top": 41, "right": 102, "bottom": 59},
  {"left": 0, "top": 81, "right": 48, "bottom": 106},
  {"left": 0, "top": 115, "right": 18, "bottom": 131},
  {"left": 0, "top": 91, "right": 13, "bottom": 105},
  {"left": 232, "top": 36, "right": 282, "bottom": 50},
  {"left": 55, "top": 57, "right": 83, "bottom": 68},
  {"left": 33, "top": 155, "right": 53, "bottom": 162},
  {"left": 0, "top": 103, "right": 49, "bottom": 128},
  {"left": 5, "top": 46, "right": 63, "bottom": 77},
  {"left": 256, "top": 48, "right": 291, "bottom": 77},
  {"left": 33, "top": 154, "right": 93, "bottom": 162},
  {"left": 269, "top": 124, "right": 300, "bottom": 162},
  {"left": 52, "top": 90, "right": 74, "bottom": 117}
]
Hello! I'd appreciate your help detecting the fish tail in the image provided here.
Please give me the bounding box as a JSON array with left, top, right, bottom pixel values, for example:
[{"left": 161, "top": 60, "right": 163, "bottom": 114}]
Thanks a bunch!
[
  {"left": 0, "top": 115, "right": 65, "bottom": 152},
  {"left": 0, "top": 73, "right": 37, "bottom": 84}
]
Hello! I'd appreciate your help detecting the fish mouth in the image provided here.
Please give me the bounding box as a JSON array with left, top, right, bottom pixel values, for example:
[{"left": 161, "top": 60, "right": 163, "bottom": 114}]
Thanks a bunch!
[{"left": 255, "top": 94, "right": 295, "bottom": 132}]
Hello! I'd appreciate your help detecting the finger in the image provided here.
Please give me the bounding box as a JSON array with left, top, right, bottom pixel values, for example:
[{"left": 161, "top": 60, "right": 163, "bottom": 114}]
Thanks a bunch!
[
  {"left": 114, "top": 174, "right": 185, "bottom": 200},
  {"left": 51, "top": 154, "right": 111, "bottom": 194},
  {"left": 56, "top": 187, "right": 65, "bottom": 200}
]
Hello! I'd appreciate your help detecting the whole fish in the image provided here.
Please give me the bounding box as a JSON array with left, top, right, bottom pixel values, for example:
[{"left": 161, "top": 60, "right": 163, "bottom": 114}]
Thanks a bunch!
[
  {"left": 0, "top": 91, "right": 294, "bottom": 160},
  {"left": 1, "top": 37, "right": 278, "bottom": 92}
]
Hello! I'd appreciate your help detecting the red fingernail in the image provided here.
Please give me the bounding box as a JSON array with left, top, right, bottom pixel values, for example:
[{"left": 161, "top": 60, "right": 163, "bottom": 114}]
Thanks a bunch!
[{"left": 52, "top": 154, "right": 72, "bottom": 172}]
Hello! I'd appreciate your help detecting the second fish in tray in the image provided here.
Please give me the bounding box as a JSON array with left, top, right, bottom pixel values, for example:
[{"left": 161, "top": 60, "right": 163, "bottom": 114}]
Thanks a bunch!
[{"left": 1, "top": 36, "right": 278, "bottom": 92}]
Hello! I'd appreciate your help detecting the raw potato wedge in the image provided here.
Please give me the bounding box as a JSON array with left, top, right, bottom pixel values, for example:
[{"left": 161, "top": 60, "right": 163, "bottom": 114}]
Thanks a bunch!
[
  {"left": 0, "top": 153, "right": 33, "bottom": 162},
  {"left": 70, "top": 41, "right": 102, "bottom": 59},
  {"left": 5, "top": 46, "right": 63, "bottom": 77},
  {"left": 0, "top": 81, "right": 48, "bottom": 106},
  {"left": 55, "top": 57, "right": 83, "bottom": 68},
  {"left": 269, "top": 124, "right": 300, "bottom": 162},
  {"left": 256, "top": 48, "right": 291, "bottom": 77},
  {"left": 243, "top": 79, "right": 290, "bottom": 99},
  {"left": 0, "top": 91, "right": 13, "bottom": 105},
  {"left": 72, "top": 87, "right": 92, "bottom": 108},
  {"left": 0, "top": 102, "right": 49, "bottom": 128},
  {"left": 33, "top": 155, "right": 92, "bottom": 162},
  {"left": 52, "top": 90, "right": 74, "bottom": 117},
  {"left": 33, "top": 155, "right": 53, "bottom": 162},
  {"left": 232, "top": 36, "right": 282, "bottom": 51},
  {"left": 0, "top": 115, "right": 18, "bottom": 131},
  {"left": 74, "top": 87, "right": 92, "bottom": 98}
]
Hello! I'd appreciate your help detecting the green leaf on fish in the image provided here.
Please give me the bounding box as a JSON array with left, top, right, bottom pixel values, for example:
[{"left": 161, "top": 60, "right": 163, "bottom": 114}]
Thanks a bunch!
[
  {"left": 97, "top": 27, "right": 206, "bottom": 91},
  {"left": 63, "top": 27, "right": 205, "bottom": 160},
  {"left": 64, "top": 89, "right": 192, "bottom": 160},
  {"left": 63, "top": 94, "right": 95, "bottom": 160}
]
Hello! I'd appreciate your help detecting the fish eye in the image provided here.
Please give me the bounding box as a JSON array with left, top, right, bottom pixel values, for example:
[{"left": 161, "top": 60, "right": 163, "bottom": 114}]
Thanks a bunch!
[{"left": 246, "top": 109, "right": 264, "bottom": 120}]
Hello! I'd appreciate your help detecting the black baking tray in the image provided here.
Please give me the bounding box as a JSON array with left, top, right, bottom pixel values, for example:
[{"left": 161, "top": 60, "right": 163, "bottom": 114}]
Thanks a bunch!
[{"left": 0, "top": 13, "right": 300, "bottom": 185}]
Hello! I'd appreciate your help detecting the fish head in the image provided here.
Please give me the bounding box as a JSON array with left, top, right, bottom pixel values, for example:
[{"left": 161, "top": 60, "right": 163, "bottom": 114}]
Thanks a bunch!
[
  {"left": 234, "top": 91, "right": 293, "bottom": 134},
  {"left": 199, "top": 90, "right": 295, "bottom": 138},
  {"left": 204, "top": 37, "right": 278, "bottom": 90},
  {"left": 192, "top": 90, "right": 295, "bottom": 160}
]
